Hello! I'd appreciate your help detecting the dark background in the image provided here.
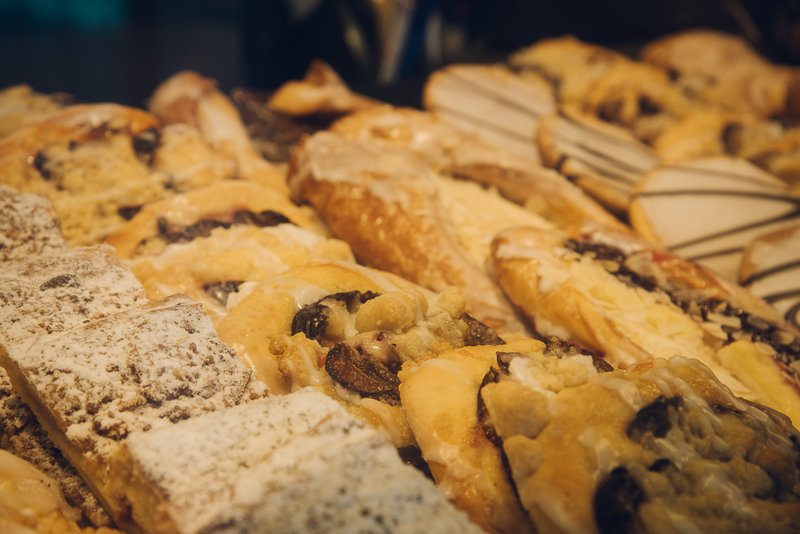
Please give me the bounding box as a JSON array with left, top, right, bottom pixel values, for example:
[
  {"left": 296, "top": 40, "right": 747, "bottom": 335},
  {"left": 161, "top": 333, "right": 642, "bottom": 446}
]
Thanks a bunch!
[{"left": 0, "top": 0, "right": 797, "bottom": 108}]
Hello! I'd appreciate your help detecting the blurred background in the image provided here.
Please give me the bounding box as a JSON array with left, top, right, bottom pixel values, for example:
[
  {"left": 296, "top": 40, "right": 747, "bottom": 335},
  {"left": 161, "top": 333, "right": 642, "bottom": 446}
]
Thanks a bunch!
[{"left": 0, "top": 0, "right": 798, "bottom": 107}]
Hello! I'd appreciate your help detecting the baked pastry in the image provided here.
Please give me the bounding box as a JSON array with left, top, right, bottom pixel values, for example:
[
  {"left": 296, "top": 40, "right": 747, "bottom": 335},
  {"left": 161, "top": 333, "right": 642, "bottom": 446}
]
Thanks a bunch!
[
  {"left": 0, "top": 103, "right": 235, "bottom": 244},
  {"left": 112, "top": 388, "right": 481, "bottom": 533},
  {"left": 491, "top": 224, "right": 800, "bottom": 427},
  {"left": 149, "top": 71, "right": 287, "bottom": 194},
  {"left": 331, "top": 106, "right": 623, "bottom": 230},
  {"left": 289, "top": 130, "right": 554, "bottom": 333},
  {"left": 0, "top": 84, "right": 69, "bottom": 138},
  {"left": 477, "top": 348, "right": 800, "bottom": 533},
  {"left": 267, "top": 59, "right": 378, "bottom": 117},
  {"left": 423, "top": 64, "right": 555, "bottom": 162},
  {"left": 629, "top": 157, "right": 800, "bottom": 280},
  {"left": 217, "top": 261, "right": 503, "bottom": 446},
  {"left": 509, "top": 36, "right": 627, "bottom": 105},
  {"left": 537, "top": 111, "right": 659, "bottom": 214},
  {"left": 130, "top": 224, "right": 354, "bottom": 322},
  {"left": 740, "top": 223, "right": 800, "bottom": 330},
  {"left": 579, "top": 61, "right": 698, "bottom": 144},
  {"left": 642, "top": 29, "right": 797, "bottom": 117},
  {"left": 0, "top": 449, "right": 118, "bottom": 533},
  {"left": 0, "top": 295, "right": 266, "bottom": 528},
  {"left": 0, "top": 185, "right": 65, "bottom": 261},
  {"left": 105, "top": 180, "right": 326, "bottom": 258},
  {"left": 399, "top": 339, "right": 554, "bottom": 533}
]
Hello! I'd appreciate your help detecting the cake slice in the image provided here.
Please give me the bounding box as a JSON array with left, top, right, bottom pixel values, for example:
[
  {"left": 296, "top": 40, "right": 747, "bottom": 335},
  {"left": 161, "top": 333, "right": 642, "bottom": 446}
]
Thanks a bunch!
[
  {"left": 0, "top": 295, "right": 266, "bottom": 529},
  {"left": 0, "top": 185, "right": 65, "bottom": 260},
  {"left": 113, "top": 388, "right": 481, "bottom": 534}
]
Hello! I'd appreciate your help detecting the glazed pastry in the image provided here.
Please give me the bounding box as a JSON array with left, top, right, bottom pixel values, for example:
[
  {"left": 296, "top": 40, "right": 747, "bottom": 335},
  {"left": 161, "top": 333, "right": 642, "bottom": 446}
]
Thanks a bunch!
[
  {"left": 398, "top": 339, "right": 553, "bottom": 533},
  {"left": 0, "top": 449, "right": 118, "bottom": 534},
  {"left": 740, "top": 223, "right": 800, "bottom": 330},
  {"left": 478, "top": 348, "right": 800, "bottom": 533},
  {"left": 424, "top": 63, "right": 555, "bottom": 162},
  {"left": 112, "top": 388, "right": 481, "bottom": 534},
  {"left": 537, "top": 111, "right": 659, "bottom": 213},
  {"left": 149, "top": 71, "right": 287, "bottom": 193},
  {"left": 491, "top": 224, "right": 800, "bottom": 427},
  {"left": 331, "top": 106, "right": 623, "bottom": 230},
  {"left": 130, "top": 224, "right": 354, "bottom": 322},
  {"left": 0, "top": 84, "right": 69, "bottom": 138},
  {"left": 630, "top": 157, "right": 800, "bottom": 280},
  {"left": 642, "top": 29, "right": 797, "bottom": 117},
  {"left": 217, "top": 261, "right": 503, "bottom": 446},
  {"left": 289, "top": 130, "right": 553, "bottom": 333},
  {"left": 0, "top": 295, "right": 265, "bottom": 529},
  {"left": 105, "top": 180, "right": 326, "bottom": 258},
  {"left": 0, "top": 185, "right": 65, "bottom": 261}
]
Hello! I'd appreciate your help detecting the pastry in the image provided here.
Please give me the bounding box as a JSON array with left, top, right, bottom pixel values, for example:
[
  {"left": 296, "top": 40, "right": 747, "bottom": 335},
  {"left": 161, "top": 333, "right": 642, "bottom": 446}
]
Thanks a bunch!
[
  {"left": 740, "top": 223, "right": 800, "bottom": 330},
  {"left": 398, "top": 339, "right": 557, "bottom": 533},
  {"left": 267, "top": 59, "right": 378, "bottom": 117},
  {"left": 217, "top": 260, "right": 503, "bottom": 446},
  {"left": 289, "top": 130, "right": 553, "bottom": 333},
  {"left": 423, "top": 63, "right": 554, "bottom": 162},
  {"left": 478, "top": 348, "right": 800, "bottom": 533},
  {"left": 509, "top": 36, "right": 627, "bottom": 105},
  {"left": 630, "top": 157, "right": 800, "bottom": 280},
  {"left": 112, "top": 388, "right": 481, "bottom": 534},
  {"left": 491, "top": 224, "right": 800, "bottom": 427},
  {"left": 0, "top": 185, "right": 65, "bottom": 261},
  {"left": 0, "top": 295, "right": 265, "bottom": 528},
  {"left": 149, "top": 71, "right": 287, "bottom": 193},
  {"left": 0, "top": 84, "right": 69, "bottom": 138},
  {"left": 537, "top": 111, "right": 659, "bottom": 214},
  {"left": 105, "top": 180, "right": 326, "bottom": 258},
  {"left": 129, "top": 224, "right": 354, "bottom": 322},
  {"left": 331, "top": 106, "right": 623, "bottom": 230},
  {"left": 0, "top": 104, "right": 233, "bottom": 244},
  {"left": 642, "top": 29, "right": 797, "bottom": 117},
  {"left": 0, "top": 449, "right": 118, "bottom": 533}
]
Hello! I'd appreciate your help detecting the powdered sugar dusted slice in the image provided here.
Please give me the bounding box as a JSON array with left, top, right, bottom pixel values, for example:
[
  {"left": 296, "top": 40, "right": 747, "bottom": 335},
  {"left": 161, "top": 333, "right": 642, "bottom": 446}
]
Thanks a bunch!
[
  {"left": 0, "top": 185, "right": 65, "bottom": 261},
  {"left": 116, "top": 388, "right": 480, "bottom": 534},
  {"left": 0, "top": 371, "right": 112, "bottom": 527},
  {"left": 0, "top": 245, "right": 146, "bottom": 346},
  {"left": 0, "top": 295, "right": 265, "bottom": 527}
]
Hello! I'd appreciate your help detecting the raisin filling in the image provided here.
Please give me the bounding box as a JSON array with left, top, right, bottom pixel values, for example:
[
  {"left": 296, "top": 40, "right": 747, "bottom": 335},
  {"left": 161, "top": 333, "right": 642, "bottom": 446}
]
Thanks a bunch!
[{"left": 157, "top": 209, "right": 293, "bottom": 244}]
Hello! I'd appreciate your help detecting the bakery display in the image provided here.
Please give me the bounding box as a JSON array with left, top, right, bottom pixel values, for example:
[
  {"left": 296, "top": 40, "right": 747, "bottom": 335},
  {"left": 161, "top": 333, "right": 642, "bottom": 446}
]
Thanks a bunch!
[{"left": 2, "top": 27, "right": 800, "bottom": 533}]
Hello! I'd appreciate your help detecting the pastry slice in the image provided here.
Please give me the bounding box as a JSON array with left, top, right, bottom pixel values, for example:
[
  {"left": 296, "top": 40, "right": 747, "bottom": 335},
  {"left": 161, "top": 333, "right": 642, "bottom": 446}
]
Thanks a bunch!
[
  {"left": 424, "top": 64, "right": 554, "bottom": 162},
  {"left": 630, "top": 157, "right": 800, "bottom": 280},
  {"left": 331, "top": 106, "right": 623, "bottom": 230},
  {"left": 105, "top": 180, "right": 326, "bottom": 258},
  {"left": 149, "top": 71, "right": 287, "bottom": 193},
  {"left": 112, "top": 388, "right": 481, "bottom": 534},
  {"left": 740, "top": 223, "right": 800, "bottom": 331},
  {"left": 537, "top": 111, "right": 659, "bottom": 213},
  {"left": 491, "top": 224, "right": 800, "bottom": 426},
  {"left": 290, "top": 130, "right": 552, "bottom": 333},
  {"left": 0, "top": 185, "right": 65, "bottom": 261},
  {"left": 0, "top": 295, "right": 265, "bottom": 528},
  {"left": 217, "top": 261, "right": 503, "bottom": 446},
  {"left": 129, "top": 224, "right": 353, "bottom": 322},
  {"left": 478, "top": 348, "right": 800, "bottom": 533},
  {"left": 0, "top": 449, "right": 118, "bottom": 533}
]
